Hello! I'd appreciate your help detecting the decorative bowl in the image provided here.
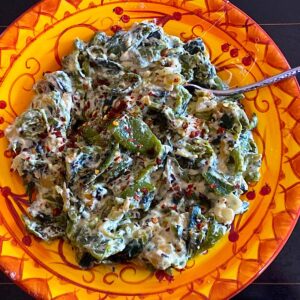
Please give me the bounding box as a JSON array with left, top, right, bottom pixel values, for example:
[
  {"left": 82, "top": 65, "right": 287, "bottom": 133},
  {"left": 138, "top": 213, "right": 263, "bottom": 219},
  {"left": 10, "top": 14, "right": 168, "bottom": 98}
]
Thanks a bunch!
[{"left": 0, "top": 0, "right": 299, "bottom": 299}]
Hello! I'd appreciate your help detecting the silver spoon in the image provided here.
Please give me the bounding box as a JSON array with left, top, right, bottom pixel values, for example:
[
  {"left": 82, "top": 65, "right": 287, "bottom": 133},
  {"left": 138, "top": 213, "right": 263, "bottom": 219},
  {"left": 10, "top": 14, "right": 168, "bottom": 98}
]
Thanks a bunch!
[{"left": 185, "top": 66, "right": 300, "bottom": 96}]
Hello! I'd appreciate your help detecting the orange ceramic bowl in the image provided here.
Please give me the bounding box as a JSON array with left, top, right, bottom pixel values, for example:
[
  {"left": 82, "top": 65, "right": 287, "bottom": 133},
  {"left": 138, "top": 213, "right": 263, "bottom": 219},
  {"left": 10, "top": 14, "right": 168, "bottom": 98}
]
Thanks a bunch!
[{"left": 0, "top": 1, "right": 299, "bottom": 299}]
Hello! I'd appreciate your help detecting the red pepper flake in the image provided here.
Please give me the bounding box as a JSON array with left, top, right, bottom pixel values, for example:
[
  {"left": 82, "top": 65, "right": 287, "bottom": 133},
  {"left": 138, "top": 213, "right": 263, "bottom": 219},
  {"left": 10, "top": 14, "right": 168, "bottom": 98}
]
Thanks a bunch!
[
  {"left": 114, "top": 156, "right": 121, "bottom": 162},
  {"left": 134, "top": 194, "right": 140, "bottom": 201},
  {"left": 72, "top": 94, "right": 80, "bottom": 102},
  {"left": 121, "top": 14, "right": 130, "bottom": 23},
  {"left": 185, "top": 184, "right": 194, "bottom": 197},
  {"left": 230, "top": 48, "right": 239, "bottom": 57},
  {"left": 189, "top": 130, "right": 200, "bottom": 138},
  {"left": 0, "top": 100, "right": 6, "bottom": 109},
  {"left": 246, "top": 190, "right": 256, "bottom": 200},
  {"left": 113, "top": 6, "right": 123, "bottom": 15},
  {"left": 124, "top": 126, "right": 131, "bottom": 133},
  {"left": 0, "top": 116, "right": 4, "bottom": 124},
  {"left": 210, "top": 183, "right": 217, "bottom": 189},
  {"left": 107, "top": 110, "right": 121, "bottom": 120},
  {"left": 145, "top": 119, "right": 153, "bottom": 126},
  {"left": 197, "top": 223, "right": 204, "bottom": 230},
  {"left": 173, "top": 77, "right": 180, "bottom": 83},
  {"left": 60, "top": 117, "right": 66, "bottom": 122},
  {"left": 217, "top": 127, "right": 225, "bottom": 134},
  {"left": 52, "top": 207, "right": 61, "bottom": 217},
  {"left": 96, "top": 79, "right": 110, "bottom": 86},
  {"left": 170, "top": 205, "right": 178, "bottom": 211},
  {"left": 156, "top": 158, "right": 162, "bottom": 165},
  {"left": 58, "top": 145, "right": 65, "bottom": 152},
  {"left": 141, "top": 188, "right": 148, "bottom": 195},
  {"left": 172, "top": 12, "right": 182, "bottom": 21},
  {"left": 234, "top": 183, "right": 240, "bottom": 189},
  {"left": 172, "top": 184, "right": 180, "bottom": 192},
  {"left": 128, "top": 138, "right": 136, "bottom": 143},
  {"left": 83, "top": 83, "right": 89, "bottom": 90},
  {"left": 84, "top": 101, "right": 91, "bottom": 110},
  {"left": 201, "top": 128, "right": 206, "bottom": 137},
  {"left": 45, "top": 146, "right": 51, "bottom": 152},
  {"left": 260, "top": 184, "right": 271, "bottom": 196},
  {"left": 185, "top": 189, "right": 193, "bottom": 197},
  {"left": 54, "top": 131, "right": 62, "bottom": 138},
  {"left": 0, "top": 130, "right": 4, "bottom": 138},
  {"left": 221, "top": 43, "right": 230, "bottom": 52},
  {"left": 200, "top": 205, "right": 207, "bottom": 213},
  {"left": 114, "top": 100, "right": 128, "bottom": 113}
]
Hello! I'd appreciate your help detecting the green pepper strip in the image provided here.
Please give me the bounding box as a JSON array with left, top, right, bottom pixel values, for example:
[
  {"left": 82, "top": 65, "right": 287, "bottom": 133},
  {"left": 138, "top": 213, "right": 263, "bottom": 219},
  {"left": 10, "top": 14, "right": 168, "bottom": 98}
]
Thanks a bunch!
[{"left": 109, "top": 115, "right": 163, "bottom": 157}]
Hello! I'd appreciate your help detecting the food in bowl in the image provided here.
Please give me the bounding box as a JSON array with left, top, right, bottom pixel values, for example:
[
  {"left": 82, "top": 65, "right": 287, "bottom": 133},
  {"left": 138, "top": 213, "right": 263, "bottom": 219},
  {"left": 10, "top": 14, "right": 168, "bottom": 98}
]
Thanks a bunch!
[{"left": 5, "top": 21, "right": 261, "bottom": 270}]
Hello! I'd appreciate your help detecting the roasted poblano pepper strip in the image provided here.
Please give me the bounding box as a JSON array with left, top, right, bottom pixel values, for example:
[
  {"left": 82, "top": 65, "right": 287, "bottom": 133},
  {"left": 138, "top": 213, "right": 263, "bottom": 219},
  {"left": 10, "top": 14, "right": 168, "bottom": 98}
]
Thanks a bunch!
[
  {"left": 202, "top": 169, "right": 235, "bottom": 196},
  {"left": 88, "top": 143, "right": 120, "bottom": 184},
  {"left": 172, "top": 85, "right": 192, "bottom": 115},
  {"left": 186, "top": 206, "right": 206, "bottom": 256},
  {"left": 243, "top": 153, "right": 261, "bottom": 182},
  {"left": 82, "top": 126, "right": 104, "bottom": 146},
  {"left": 110, "top": 238, "right": 144, "bottom": 262},
  {"left": 23, "top": 214, "right": 67, "bottom": 241},
  {"left": 249, "top": 113, "right": 258, "bottom": 130},
  {"left": 111, "top": 72, "right": 142, "bottom": 95},
  {"left": 102, "top": 152, "right": 133, "bottom": 182},
  {"left": 199, "top": 218, "right": 227, "bottom": 252},
  {"left": 109, "top": 115, "right": 163, "bottom": 157},
  {"left": 121, "top": 165, "right": 156, "bottom": 198},
  {"left": 230, "top": 147, "right": 244, "bottom": 173},
  {"left": 186, "top": 140, "right": 214, "bottom": 159}
]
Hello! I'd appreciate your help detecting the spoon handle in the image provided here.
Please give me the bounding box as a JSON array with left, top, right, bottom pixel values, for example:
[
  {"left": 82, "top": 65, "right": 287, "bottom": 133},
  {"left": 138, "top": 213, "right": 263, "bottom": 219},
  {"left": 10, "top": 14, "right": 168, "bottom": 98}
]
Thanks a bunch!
[{"left": 187, "top": 66, "right": 300, "bottom": 96}]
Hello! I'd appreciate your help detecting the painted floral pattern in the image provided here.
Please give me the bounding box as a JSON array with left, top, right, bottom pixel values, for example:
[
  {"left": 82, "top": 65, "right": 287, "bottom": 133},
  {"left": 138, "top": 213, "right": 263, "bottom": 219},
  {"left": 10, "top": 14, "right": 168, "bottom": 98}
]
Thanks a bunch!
[{"left": 0, "top": 0, "right": 299, "bottom": 299}]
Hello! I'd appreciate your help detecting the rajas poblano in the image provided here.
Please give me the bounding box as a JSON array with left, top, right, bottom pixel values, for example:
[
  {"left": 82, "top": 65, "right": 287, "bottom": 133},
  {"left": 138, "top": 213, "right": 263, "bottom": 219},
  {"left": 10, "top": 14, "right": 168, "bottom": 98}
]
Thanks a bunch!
[{"left": 6, "top": 21, "right": 261, "bottom": 270}]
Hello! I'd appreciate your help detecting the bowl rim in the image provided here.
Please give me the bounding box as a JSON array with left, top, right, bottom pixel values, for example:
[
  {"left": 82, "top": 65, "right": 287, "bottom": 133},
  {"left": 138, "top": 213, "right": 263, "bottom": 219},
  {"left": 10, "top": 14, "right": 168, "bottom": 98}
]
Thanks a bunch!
[
  {"left": 0, "top": 0, "right": 299, "bottom": 299},
  {"left": 219, "top": 3, "right": 300, "bottom": 298}
]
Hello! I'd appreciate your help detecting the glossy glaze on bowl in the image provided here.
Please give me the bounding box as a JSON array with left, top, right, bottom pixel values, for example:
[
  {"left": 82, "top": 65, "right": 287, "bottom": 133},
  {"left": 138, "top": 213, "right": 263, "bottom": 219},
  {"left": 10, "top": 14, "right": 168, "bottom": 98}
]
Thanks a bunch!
[{"left": 0, "top": 0, "right": 299, "bottom": 299}]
